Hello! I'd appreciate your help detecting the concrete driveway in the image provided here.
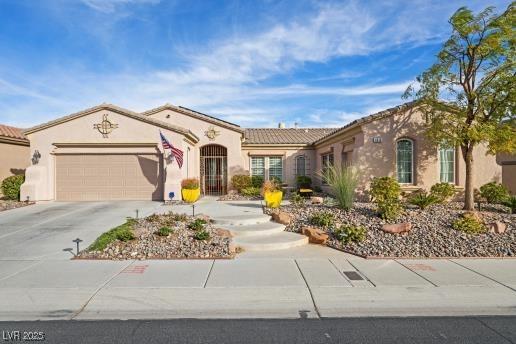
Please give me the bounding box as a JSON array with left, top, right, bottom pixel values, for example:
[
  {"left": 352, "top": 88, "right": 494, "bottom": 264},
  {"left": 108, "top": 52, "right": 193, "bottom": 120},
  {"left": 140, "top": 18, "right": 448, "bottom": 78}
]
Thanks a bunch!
[{"left": 0, "top": 201, "right": 161, "bottom": 260}]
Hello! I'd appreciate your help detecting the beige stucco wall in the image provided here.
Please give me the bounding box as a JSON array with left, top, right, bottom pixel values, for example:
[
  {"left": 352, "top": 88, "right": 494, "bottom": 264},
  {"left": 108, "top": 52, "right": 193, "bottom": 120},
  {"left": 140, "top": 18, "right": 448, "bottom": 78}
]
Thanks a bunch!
[
  {"left": 21, "top": 109, "right": 188, "bottom": 201},
  {"left": 497, "top": 153, "right": 516, "bottom": 194},
  {"left": 0, "top": 141, "right": 30, "bottom": 192},
  {"left": 241, "top": 146, "right": 316, "bottom": 187},
  {"left": 146, "top": 108, "right": 246, "bottom": 191},
  {"left": 314, "top": 107, "right": 502, "bottom": 198}
]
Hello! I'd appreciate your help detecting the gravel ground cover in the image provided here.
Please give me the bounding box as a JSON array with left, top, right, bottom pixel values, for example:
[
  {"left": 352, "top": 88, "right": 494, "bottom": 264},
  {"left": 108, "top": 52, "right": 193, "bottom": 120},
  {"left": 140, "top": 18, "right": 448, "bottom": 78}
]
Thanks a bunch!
[
  {"left": 277, "top": 202, "right": 515, "bottom": 258},
  {"left": 78, "top": 212, "right": 234, "bottom": 260},
  {"left": 0, "top": 200, "right": 34, "bottom": 212}
]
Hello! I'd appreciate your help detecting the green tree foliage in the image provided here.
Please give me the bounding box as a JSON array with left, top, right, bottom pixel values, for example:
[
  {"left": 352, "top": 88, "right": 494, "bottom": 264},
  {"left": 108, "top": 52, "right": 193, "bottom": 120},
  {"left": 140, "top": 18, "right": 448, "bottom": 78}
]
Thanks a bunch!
[
  {"left": 1, "top": 175, "right": 25, "bottom": 200},
  {"left": 405, "top": 3, "right": 516, "bottom": 210}
]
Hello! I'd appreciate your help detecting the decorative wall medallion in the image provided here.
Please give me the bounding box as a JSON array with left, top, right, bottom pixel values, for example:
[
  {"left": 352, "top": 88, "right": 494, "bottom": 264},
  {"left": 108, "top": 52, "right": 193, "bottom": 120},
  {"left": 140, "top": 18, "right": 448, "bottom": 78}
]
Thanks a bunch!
[
  {"left": 204, "top": 126, "right": 220, "bottom": 141},
  {"left": 31, "top": 150, "right": 41, "bottom": 165},
  {"left": 94, "top": 114, "right": 119, "bottom": 138}
]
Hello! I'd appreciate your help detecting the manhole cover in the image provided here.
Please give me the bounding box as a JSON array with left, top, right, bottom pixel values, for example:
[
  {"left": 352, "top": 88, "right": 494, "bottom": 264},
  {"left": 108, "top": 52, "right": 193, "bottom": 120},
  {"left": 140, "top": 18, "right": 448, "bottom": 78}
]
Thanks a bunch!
[{"left": 343, "top": 271, "right": 363, "bottom": 280}]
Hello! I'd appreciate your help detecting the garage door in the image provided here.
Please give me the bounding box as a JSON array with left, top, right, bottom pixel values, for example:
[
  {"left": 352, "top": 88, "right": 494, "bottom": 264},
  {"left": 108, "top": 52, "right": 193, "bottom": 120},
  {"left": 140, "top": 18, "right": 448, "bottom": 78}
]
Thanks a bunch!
[{"left": 56, "top": 154, "right": 163, "bottom": 201}]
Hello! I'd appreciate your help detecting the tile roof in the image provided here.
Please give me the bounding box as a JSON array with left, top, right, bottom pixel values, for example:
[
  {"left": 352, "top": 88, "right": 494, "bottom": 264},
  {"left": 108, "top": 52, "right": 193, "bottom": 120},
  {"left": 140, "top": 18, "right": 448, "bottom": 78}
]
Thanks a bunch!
[
  {"left": 23, "top": 103, "right": 200, "bottom": 143},
  {"left": 141, "top": 104, "right": 244, "bottom": 133},
  {"left": 0, "top": 124, "right": 28, "bottom": 143},
  {"left": 313, "top": 101, "right": 417, "bottom": 145},
  {"left": 244, "top": 128, "right": 338, "bottom": 145}
]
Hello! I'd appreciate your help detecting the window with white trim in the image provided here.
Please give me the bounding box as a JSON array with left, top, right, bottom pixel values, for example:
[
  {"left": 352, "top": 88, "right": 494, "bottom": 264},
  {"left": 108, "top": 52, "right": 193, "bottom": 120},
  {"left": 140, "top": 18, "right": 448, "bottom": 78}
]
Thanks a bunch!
[
  {"left": 321, "top": 153, "right": 334, "bottom": 185},
  {"left": 295, "top": 155, "right": 306, "bottom": 176},
  {"left": 439, "top": 145, "right": 455, "bottom": 183},
  {"left": 250, "top": 156, "right": 265, "bottom": 179},
  {"left": 268, "top": 156, "right": 283, "bottom": 182},
  {"left": 396, "top": 139, "right": 413, "bottom": 184}
]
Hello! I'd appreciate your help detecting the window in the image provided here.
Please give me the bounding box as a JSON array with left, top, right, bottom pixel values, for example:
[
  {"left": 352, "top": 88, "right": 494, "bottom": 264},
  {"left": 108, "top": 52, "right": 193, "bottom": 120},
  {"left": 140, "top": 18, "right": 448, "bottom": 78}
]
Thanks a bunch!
[
  {"left": 250, "top": 157, "right": 265, "bottom": 179},
  {"left": 439, "top": 145, "right": 455, "bottom": 183},
  {"left": 321, "top": 153, "right": 334, "bottom": 185},
  {"left": 396, "top": 139, "right": 413, "bottom": 184},
  {"left": 269, "top": 156, "right": 283, "bottom": 182},
  {"left": 250, "top": 156, "right": 283, "bottom": 182},
  {"left": 295, "top": 155, "right": 306, "bottom": 176}
]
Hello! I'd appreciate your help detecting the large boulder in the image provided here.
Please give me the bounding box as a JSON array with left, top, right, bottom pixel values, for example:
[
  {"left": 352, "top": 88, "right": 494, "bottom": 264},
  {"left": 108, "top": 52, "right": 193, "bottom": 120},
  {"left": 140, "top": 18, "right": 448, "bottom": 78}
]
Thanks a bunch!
[
  {"left": 271, "top": 211, "right": 292, "bottom": 225},
  {"left": 488, "top": 221, "right": 507, "bottom": 234},
  {"left": 382, "top": 223, "right": 412, "bottom": 234},
  {"left": 302, "top": 226, "right": 329, "bottom": 244}
]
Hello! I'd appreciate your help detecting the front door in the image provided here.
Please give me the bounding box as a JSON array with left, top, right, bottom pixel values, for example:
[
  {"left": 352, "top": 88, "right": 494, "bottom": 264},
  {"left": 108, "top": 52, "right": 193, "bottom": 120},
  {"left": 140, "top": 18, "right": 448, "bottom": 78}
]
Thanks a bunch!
[{"left": 200, "top": 145, "right": 227, "bottom": 195}]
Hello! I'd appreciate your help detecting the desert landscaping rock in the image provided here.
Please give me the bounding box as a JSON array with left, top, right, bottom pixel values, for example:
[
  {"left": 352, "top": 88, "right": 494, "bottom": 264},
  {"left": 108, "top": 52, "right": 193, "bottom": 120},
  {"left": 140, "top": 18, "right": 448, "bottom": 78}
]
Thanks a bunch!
[
  {"left": 311, "top": 196, "right": 324, "bottom": 204},
  {"left": 78, "top": 213, "right": 234, "bottom": 260},
  {"left": 272, "top": 211, "right": 292, "bottom": 225},
  {"left": 302, "top": 226, "right": 329, "bottom": 245},
  {"left": 488, "top": 221, "right": 507, "bottom": 234},
  {"left": 280, "top": 202, "right": 515, "bottom": 258},
  {"left": 382, "top": 223, "right": 412, "bottom": 234}
]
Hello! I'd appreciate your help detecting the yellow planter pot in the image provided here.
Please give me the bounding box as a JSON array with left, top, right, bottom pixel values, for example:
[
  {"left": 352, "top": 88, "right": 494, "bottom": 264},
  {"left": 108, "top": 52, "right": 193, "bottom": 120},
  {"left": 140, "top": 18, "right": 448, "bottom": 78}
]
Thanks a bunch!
[
  {"left": 182, "top": 188, "right": 200, "bottom": 203},
  {"left": 264, "top": 190, "right": 283, "bottom": 208}
]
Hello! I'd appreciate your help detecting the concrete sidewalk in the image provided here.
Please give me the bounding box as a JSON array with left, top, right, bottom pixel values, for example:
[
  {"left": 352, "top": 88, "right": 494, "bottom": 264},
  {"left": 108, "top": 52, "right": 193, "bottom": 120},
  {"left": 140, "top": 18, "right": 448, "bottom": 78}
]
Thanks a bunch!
[{"left": 1, "top": 257, "right": 515, "bottom": 321}]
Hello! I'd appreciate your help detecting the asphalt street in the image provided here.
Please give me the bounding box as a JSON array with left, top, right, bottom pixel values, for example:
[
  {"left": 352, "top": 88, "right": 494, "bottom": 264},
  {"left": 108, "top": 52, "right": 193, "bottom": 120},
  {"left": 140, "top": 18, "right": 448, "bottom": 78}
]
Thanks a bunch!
[{"left": 1, "top": 316, "right": 515, "bottom": 344}]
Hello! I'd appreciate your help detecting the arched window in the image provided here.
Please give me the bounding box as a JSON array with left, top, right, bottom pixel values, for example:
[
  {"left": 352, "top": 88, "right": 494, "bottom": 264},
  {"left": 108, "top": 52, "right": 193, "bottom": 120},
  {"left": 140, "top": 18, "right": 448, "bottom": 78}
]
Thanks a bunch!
[
  {"left": 295, "top": 155, "right": 306, "bottom": 176},
  {"left": 439, "top": 145, "right": 455, "bottom": 183},
  {"left": 396, "top": 139, "right": 413, "bottom": 184}
]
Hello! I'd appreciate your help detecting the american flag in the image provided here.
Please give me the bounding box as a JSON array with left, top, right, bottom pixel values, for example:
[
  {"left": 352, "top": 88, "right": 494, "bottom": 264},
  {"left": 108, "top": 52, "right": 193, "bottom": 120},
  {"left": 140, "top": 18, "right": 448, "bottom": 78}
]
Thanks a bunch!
[{"left": 160, "top": 132, "right": 184, "bottom": 168}]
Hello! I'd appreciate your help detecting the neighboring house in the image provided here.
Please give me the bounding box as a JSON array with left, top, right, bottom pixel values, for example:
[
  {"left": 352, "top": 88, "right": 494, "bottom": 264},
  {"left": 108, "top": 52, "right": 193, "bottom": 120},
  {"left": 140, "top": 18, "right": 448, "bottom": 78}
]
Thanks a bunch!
[
  {"left": 497, "top": 153, "right": 516, "bottom": 194},
  {"left": 0, "top": 124, "right": 30, "bottom": 192},
  {"left": 20, "top": 102, "right": 502, "bottom": 202}
]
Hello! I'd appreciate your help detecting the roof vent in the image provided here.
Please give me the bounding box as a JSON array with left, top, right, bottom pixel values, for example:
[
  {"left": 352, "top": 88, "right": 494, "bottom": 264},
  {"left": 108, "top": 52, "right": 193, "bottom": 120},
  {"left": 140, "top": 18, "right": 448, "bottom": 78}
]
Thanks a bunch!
[{"left": 278, "top": 122, "right": 286, "bottom": 129}]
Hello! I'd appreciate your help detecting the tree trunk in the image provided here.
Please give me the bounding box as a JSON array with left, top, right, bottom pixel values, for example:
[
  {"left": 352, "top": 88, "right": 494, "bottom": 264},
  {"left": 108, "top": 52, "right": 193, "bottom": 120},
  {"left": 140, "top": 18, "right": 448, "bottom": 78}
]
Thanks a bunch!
[{"left": 462, "top": 145, "right": 475, "bottom": 211}]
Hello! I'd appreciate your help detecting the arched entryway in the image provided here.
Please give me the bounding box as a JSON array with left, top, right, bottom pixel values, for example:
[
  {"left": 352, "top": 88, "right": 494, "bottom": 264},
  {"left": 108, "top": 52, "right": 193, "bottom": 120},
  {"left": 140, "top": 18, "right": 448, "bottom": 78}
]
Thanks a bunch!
[{"left": 200, "top": 144, "right": 227, "bottom": 195}]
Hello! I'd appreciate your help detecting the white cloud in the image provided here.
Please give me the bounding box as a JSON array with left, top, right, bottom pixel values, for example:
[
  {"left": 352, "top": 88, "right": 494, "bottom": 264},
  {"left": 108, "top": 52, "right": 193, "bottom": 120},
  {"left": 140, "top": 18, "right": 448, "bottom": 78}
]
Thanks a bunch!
[{"left": 80, "top": 0, "right": 160, "bottom": 13}]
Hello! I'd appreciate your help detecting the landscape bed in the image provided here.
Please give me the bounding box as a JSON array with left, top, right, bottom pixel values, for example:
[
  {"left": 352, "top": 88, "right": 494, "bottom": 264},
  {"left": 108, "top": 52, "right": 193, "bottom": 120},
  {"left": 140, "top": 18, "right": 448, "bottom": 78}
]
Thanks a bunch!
[
  {"left": 277, "top": 202, "right": 515, "bottom": 258},
  {"left": 0, "top": 200, "right": 34, "bottom": 212},
  {"left": 78, "top": 212, "right": 234, "bottom": 260}
]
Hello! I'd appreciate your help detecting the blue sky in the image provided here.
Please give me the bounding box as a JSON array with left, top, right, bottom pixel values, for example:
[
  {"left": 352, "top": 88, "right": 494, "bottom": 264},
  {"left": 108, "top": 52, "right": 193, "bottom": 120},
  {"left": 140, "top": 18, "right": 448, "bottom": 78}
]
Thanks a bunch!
[{"left": 0, "top": 0, "right": 510, "bottom": 128}]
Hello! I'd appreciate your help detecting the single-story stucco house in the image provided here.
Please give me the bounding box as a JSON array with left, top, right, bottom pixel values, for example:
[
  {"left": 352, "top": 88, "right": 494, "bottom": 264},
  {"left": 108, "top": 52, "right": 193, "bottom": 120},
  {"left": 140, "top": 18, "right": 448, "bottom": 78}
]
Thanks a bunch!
[
  {"left": 19, "top": 102, "right": 502, "bottom": 202},
  {"left": 0, "top": 125, "right": 30, "bottom": 194}
]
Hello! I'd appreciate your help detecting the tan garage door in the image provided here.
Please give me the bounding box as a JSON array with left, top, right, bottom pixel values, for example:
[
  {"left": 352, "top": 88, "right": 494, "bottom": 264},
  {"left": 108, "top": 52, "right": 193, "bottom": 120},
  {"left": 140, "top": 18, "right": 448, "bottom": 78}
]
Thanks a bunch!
[{"left": 56, "top": 154, "right": 163, "bottom": 201}]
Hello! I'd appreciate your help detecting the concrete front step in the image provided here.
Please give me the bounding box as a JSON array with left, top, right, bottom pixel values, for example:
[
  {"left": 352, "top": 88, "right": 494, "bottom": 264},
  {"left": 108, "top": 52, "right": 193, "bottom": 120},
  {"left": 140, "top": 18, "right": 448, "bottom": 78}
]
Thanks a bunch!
[
  {"left": 233, "top": 232, "right": 309, "bottom": 251},
  {"left": 223, "top": 221, "right": 286, "bottom": 237},
  {"left": 213, "top": 214, "right": 271, "bottom": 226}
]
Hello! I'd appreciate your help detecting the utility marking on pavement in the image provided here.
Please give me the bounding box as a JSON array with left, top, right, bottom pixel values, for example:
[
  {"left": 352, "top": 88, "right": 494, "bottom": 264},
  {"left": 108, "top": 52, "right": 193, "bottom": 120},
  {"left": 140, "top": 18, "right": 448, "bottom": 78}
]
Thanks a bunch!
[
  {"left": 121, "top": 265, "right": 149, "bottom": 274},
  {"left": 394, "top": 260, "right": 438, "bottom": 287},
  {"left": 404, "top": 264, "right": 437, "bottom": 272},
  {"left": 342, "top": 271, "right": 364, "bottom": 280}
]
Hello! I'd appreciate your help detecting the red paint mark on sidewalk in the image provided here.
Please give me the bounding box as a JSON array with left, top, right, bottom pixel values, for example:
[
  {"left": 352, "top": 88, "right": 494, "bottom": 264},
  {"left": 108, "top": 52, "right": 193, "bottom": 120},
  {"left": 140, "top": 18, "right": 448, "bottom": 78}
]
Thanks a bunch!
[
  {"left": 121, "top": 265, "right": 149, "bottom": 274},
  {"left": 405, "top": 264, "right": 436, "bottom": 272}
]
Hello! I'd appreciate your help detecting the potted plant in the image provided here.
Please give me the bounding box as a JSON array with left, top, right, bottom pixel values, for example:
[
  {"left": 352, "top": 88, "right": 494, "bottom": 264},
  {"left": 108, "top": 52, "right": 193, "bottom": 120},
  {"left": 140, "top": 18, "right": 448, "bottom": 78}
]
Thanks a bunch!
[
  {"left": 181, "top": 178, "right": 200, "bottom": 203},
  {"left": 262, "top": 179, "right": 283, "bottom": 208}
]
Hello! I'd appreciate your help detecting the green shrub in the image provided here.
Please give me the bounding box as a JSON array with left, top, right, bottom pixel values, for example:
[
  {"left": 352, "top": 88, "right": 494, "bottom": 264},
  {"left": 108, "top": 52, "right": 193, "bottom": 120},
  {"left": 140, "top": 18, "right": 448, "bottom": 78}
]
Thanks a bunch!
[
  {"left": 408, "top": 191, "right": 439, "bottom": 210},
  {"left": 323, "top": 166, "right": 358, "bottom": 210},
  {"left": 502, "top": 195, "right": 516, "bottom": 214},
  {"left": 310, "top": 212, "right": 335, "bottom": 228},
  {"left": 430, "top": 182, "right": 456, "bottom": 203},
  {"left": 241, "top": 186, "right": 261, "bottom": 197},
  {"left": 270, "top": 176, "right": 282, "bottom": 185},
  {"left": 181, "top": 178, "right": 200, "bottom": 190},
  {"left": 231, "top": 175, "right": 251, "bottom": 192},
  {"left": 167, "top": 212, "right": 189, "bottom": 222},
  {"left": 452, "top": 215, "right": 486, "bottom": 235},
  {"left": 155, "top": 226, "right": 173, "bottom": 236},
  {"left": 251, "top": 175, "right": 264, "bottom": 188},
  {"left": 479, "top": 182, "right": 509, "bottom": 204},
  {"left": 194, "top": 229, "right": 210, "bottom": 240},
  {"left": 333, "top": 224, "right": 367, "bottom": 244},
  {"left": 290, "top": 192, "right": 305, "bottom": 206},
  {"left": 1, "top": 175, "right": 25, "bottom": 200},
  {"left": 88, "top": 219, "right": 136, "bottom": 251},
  {"left": 370, "top": 177, "right": 402, "bottom": 220},
  {"left": 188, "top": 218, "right": 207, "bottom": 231},
  {"left": 296, "top": 176, "right": 312, "bottom": 189}
]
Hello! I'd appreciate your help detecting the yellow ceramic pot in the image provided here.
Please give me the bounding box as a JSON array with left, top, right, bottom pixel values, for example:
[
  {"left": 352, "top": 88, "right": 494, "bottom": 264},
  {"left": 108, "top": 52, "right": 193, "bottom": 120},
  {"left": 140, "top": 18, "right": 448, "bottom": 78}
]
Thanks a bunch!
[
  {"left": 264, "top": 190, "right": 283, "bottom": 208},
  {"left": 182, "top": 188, "right": 200, "bottom": 203}
]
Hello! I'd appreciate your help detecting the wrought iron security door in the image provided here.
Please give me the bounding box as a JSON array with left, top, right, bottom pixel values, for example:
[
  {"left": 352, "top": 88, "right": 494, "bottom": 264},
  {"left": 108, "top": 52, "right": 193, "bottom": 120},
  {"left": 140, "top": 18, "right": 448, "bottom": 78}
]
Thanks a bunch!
[{"left": 200, "top": 145, "right": 227, "bottom": 195}]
